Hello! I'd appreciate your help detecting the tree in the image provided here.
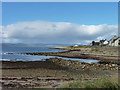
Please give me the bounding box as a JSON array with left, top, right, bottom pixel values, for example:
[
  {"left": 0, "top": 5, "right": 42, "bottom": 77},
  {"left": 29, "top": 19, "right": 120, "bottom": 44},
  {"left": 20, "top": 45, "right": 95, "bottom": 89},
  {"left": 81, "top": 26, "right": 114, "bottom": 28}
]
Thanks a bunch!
[{"left": 92, "top": 41, "right": 95, "bottom": 45}]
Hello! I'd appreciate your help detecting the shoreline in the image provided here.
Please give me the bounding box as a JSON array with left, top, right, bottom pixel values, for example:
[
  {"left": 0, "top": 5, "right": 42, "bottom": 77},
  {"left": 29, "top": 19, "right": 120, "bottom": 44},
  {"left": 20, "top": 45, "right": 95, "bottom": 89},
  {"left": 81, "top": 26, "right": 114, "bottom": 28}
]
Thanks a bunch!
[
  {"left": 1, "top": 46, "right": 119, "bottom": 88},
  {"left": 4, "top": 46, "right": 119, "bottom": 64},
  {"left": 1, "top": 58, "right": 119, "bottom": 88},
  {"left": 1, "top": 58, "right": 118, "bottom": 70},
  {"left": 19, "top": 47, "right": 119, "bottom": 64}
]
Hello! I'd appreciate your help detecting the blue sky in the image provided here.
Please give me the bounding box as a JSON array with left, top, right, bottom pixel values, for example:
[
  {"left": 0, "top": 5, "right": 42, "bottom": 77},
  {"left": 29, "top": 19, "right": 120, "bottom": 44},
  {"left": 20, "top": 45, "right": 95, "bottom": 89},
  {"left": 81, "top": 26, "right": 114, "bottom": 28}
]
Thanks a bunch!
[
  {"left": 3, "top": 2, "right": 118, "bottom": 25},
  {"left": 2, "top": 2, "right": 118, "bottom": 44}
]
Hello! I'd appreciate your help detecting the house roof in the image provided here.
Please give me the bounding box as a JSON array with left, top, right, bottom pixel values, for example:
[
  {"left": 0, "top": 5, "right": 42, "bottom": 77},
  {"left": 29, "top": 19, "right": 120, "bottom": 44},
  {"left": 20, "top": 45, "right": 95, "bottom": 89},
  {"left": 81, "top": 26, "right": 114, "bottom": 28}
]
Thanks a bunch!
[{"left": 109, "top": 36, "right": 120, "bottom": 43}]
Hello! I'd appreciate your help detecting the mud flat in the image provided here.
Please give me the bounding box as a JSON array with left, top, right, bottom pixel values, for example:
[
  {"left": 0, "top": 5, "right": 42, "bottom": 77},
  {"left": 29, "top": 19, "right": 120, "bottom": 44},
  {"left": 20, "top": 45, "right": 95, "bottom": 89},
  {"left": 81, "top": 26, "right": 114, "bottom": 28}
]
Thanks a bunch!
[
  {"left": 1, "top": 46, "right": 119, "bottom": 88},
  {"left": 22, "top": 46, "right": 119, "bottom": 64},
  {"left": 1, "top": 58, "right": 119, "bottom": 88}
]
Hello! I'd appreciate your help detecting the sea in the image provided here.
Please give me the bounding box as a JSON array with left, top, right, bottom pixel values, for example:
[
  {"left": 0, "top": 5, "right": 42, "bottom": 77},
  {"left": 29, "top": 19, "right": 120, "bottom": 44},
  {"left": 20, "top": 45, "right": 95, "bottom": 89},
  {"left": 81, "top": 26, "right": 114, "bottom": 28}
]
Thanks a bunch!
[{"left": 1, "top": 43, "right": 99, "bottom": 63}]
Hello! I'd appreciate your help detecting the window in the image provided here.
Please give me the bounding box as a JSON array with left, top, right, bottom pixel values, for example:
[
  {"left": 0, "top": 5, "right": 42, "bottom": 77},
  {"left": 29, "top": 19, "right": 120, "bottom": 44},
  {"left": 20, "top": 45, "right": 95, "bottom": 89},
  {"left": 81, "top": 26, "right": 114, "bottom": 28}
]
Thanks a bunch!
[{"left": 119, "top": 40, "right": 120, "bottom": 45}]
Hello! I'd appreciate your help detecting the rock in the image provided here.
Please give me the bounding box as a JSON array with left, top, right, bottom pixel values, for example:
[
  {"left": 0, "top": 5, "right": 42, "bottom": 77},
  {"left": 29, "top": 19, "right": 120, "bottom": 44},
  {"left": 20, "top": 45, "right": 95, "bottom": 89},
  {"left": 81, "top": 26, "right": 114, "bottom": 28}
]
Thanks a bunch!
[
  {"left": 116, "top": 67, "right": 118, "bottom": 70},
  {"left": 82, "top": 65, "right": 86, "bottom": 69},
  {"left": 112, "top": 64, "right": 116, "bottom": 67},
  {"left": 105, "top": 64, "right": 108, "bottom": 66}
]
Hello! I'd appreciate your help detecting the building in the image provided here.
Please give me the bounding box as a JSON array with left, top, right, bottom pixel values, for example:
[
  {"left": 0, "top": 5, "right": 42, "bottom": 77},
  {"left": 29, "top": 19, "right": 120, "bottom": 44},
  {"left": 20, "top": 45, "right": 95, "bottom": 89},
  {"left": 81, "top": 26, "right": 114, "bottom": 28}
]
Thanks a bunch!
[
  {"left": 99, "top": 39, "right": 108, "bottom": 46},
  {"left": 90, "top": 39, "right": 108, "bottom": 46},
  {"left": 74, "top": 45, "right": 79, "bottom": 47},
  {"left": 108, "top": 36, "right": 120, "bottom": 46},
  {"left": 90, "top": 36, "right": 120, "bottom": 47}
]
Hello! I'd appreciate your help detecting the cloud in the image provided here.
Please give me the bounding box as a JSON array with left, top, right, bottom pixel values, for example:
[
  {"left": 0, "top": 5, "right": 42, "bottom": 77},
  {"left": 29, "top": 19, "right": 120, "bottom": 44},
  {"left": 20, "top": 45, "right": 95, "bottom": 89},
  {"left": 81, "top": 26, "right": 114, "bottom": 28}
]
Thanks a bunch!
[{"left": 2, "top": 21, "right": 118, "bottom": 44}]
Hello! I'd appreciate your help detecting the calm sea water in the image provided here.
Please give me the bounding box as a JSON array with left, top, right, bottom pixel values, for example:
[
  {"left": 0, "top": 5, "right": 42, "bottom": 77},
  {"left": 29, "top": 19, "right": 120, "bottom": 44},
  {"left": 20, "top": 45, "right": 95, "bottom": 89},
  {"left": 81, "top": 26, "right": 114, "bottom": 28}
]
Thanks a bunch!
[
  {"left": 1, "top": 43, "right": 99, "bottom": 63},
  {"left": 2, "top": 43, "right": 62, "bottom": 61}
]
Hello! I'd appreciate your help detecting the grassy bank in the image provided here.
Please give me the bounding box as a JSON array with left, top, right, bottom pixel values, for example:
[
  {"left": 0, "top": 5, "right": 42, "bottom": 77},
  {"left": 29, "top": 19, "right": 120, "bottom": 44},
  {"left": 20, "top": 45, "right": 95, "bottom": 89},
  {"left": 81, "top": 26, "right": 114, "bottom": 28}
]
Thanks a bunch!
[
  {"left": 54, "top": 45, "right": 90, "bottom": 50},
  {"left": 60, "top": 75, "right": 119, "bottom": 89}
]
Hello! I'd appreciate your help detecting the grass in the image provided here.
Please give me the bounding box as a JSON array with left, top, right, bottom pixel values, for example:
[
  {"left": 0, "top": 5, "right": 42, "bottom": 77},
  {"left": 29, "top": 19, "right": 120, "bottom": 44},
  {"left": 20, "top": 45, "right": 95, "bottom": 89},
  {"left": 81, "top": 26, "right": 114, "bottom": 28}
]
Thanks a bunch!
[
  {"left": 60, "top": 75, "right": 119, "bottom": 89},
  {"left": 63, "top": 46, "right": 90, "bottom": 49},
  {"left": 55, "top": 45, "right": 90, "bottom": 50}
]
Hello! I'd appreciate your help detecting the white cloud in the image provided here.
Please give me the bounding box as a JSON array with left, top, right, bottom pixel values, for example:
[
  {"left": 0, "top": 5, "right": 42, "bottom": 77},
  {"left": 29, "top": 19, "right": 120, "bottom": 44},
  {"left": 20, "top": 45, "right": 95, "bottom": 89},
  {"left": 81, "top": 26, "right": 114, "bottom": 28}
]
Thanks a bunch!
[{"left": 2, "top": 21, "right": 118, "bottom": 44}]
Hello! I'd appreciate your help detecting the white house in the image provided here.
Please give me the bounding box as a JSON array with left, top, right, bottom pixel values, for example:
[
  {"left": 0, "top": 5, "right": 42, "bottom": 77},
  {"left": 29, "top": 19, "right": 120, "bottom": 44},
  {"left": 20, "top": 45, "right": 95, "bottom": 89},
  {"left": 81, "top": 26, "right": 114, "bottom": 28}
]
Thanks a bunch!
[
  {"left": 108, "top": 36, "right": 120, "bottom": 46},
  {"left": 90, "top": 39, "right": 108, "bottom": 46},
  {"left": 74, "top": 45, "right": 79, "bottom": 47}
]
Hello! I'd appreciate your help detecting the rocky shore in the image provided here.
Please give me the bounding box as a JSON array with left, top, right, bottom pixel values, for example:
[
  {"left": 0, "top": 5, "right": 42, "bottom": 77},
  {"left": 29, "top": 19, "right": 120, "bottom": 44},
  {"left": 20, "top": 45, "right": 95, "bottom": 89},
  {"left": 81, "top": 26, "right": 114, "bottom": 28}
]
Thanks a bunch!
[
  {"left": 20, "top": 46, "right": 119, "bottom": 64},
  {"left": 1, "top": 46, "right": 119, "bottom": 88},
  {"left": 1, "top": 57, "right": 119, "bottom": 88},
  {"left": 47, "top": 58, "right": 119, "bottom": 71}
]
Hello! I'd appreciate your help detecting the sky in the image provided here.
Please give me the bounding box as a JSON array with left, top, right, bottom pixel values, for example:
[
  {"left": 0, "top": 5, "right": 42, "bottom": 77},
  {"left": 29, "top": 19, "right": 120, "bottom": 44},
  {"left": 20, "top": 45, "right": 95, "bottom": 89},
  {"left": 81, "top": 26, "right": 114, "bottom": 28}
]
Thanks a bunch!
[
  {"left": 2, "top": 2, "right": 118, "bottom": 25},
  {"left": 2, "top": 0, "right": 120, "bottom": 2},
  {"left": 2, "top": 2, "right": 118, "bottom": 44}
]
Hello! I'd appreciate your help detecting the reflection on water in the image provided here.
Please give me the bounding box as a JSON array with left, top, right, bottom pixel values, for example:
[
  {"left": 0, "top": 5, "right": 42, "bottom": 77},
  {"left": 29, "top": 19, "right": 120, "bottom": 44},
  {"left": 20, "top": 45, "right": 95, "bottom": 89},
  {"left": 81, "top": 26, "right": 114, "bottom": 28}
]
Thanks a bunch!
[
  {"left": 57, "top": 57, "right": 99, "bottom": 63},
  {"left": 2, "top": 43, "right": 100, "bottom": 63},
  {"left": 2, "top": 54, "right": 55, "bottom": 61},
  {"left": 2, "top": 53, "right": 99, "bottom": 64}
]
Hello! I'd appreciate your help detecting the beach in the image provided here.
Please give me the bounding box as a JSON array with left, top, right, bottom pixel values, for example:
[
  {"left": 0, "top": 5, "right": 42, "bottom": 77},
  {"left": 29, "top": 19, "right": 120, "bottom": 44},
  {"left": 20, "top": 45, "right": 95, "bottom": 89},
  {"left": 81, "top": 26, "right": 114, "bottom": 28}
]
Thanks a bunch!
[
  {"left": 2, "top": 2, "right": 119, "bottom": 89},
  {"left": 1, "top": 58, "right": 119, "bottom": 88},
  {"left": 1, "top": 47, "right": 119, "bottom": 88},
  {"left": 23, "top": 46, "right": 119, "bottom": 64},
  {"left": 1, "top": 46, "right": 119, "bottom": 88}
]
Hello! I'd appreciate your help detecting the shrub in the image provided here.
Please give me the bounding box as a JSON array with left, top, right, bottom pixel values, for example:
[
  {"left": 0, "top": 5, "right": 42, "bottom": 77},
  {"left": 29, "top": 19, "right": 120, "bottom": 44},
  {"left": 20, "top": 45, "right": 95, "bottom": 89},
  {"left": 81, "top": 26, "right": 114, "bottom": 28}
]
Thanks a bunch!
[{"left": 60, "top": 76, "right": 119, "bottom": 89}]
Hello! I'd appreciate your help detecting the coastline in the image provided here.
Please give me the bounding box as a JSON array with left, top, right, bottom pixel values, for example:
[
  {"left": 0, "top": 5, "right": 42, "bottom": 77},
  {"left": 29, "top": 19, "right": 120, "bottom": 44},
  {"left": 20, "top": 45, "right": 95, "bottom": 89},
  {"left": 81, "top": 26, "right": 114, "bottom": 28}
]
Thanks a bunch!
[
  {"left": 1, "top": 58, "right": 119, "bottom": 88},
  {"left": 21, "top": 46, "right": 119, "bottom": 64},
  {"left": 1, "top": 46, "right": 119, "bottom": 88}
]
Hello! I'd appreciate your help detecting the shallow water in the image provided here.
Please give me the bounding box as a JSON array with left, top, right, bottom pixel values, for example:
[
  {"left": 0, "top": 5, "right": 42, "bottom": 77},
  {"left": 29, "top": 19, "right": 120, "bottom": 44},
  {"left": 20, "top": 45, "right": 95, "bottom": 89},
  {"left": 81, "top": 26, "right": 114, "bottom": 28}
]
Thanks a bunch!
[
  {"left": 1, "top": 43, "right": 99, "bottom": 63},
  {"left": 57, "top": 57, "right": 99, "bottom": 63}
]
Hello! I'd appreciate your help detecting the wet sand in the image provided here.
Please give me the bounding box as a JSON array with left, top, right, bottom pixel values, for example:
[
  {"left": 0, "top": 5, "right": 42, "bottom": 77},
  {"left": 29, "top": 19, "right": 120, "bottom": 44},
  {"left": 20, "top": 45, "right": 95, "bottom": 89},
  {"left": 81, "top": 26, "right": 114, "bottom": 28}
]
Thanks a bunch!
[
  {"left": 1, "top": 58, "right": 119, "bottom": 88},
  {"left": 22, "top": 46, "right": 119, "bottom": 64},
  {"left": 1, "top": 46, "right": 119, "bottom": 88}
]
